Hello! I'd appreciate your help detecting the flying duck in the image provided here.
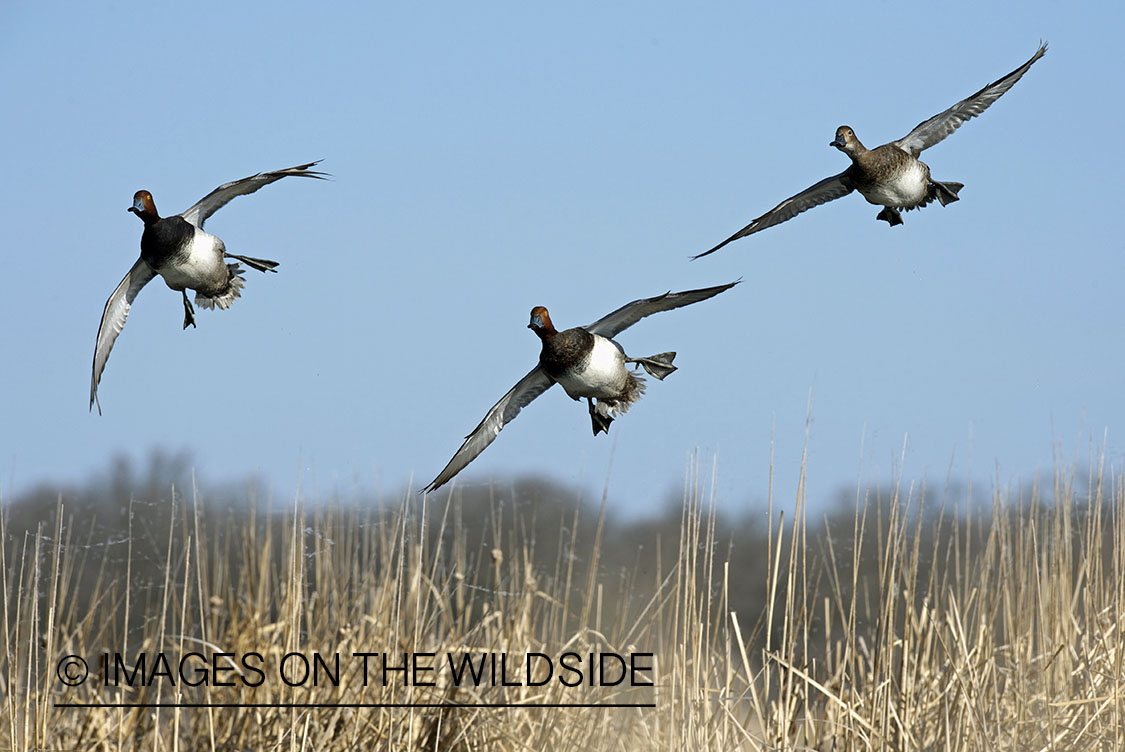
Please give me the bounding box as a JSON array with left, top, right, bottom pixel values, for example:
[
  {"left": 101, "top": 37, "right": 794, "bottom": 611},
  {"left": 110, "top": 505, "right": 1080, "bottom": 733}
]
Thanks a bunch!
[
  {"left": 90, "top": 161, "right": 328, "bottom": 413},
  {"left": 695, "top": 42, "right": 1047, "bottom": 258},
  {"left": 423, "top": 281, "right": 739, "bottom": 493}
]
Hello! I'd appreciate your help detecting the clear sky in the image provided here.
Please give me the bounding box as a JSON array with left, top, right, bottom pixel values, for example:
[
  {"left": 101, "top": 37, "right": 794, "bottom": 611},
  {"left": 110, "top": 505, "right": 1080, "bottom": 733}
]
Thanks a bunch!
[{"left": 1, "top": 2, "right": 1120, "bottom": 514}]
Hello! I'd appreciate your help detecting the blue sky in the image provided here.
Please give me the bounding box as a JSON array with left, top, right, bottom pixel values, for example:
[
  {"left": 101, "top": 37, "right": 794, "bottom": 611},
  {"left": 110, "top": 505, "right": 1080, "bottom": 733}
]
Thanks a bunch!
[{"left": 1, "top": 2, "right": 1120, "bottom": 514}]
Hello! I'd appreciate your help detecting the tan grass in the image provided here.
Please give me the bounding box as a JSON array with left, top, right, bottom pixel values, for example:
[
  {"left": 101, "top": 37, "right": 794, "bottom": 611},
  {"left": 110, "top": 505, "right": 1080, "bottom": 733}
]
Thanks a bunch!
[{"left": 1, "top": 449, "right": 1123, "bottom": 750}]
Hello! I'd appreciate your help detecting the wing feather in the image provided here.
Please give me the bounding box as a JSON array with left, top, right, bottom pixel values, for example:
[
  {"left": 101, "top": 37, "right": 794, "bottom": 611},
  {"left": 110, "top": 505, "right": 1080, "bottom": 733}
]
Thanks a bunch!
[
  {"left": 180, "top": 161, "right": 330, "bottom": 228},
  {"left": 895, "top": 42, "right": 1047, "bottom": 158},
  {"left": 90, "top": 258, "right": 157, "bottom": 413},
  {"left": 584, "top": 281, "right": 741, "bottom": 339},
  {"left": 694, "top": 172, "right": 853, "bottom": 258},
  {"left": 424, "top": 368, "right": 555, "bottom": 493}
]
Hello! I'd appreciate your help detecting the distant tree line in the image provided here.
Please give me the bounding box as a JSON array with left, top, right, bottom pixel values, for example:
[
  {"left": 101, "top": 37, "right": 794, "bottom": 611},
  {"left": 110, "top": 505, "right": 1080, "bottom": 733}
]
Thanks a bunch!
[{"left": 1, "top": 449, "right": 1108, "bottom": 660}]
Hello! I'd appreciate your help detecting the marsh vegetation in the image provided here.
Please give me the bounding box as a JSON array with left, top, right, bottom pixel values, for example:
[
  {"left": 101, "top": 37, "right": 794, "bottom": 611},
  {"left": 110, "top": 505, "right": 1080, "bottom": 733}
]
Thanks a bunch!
[{"left": 1, "top": 449, "right": 1122, "bottom": 749}]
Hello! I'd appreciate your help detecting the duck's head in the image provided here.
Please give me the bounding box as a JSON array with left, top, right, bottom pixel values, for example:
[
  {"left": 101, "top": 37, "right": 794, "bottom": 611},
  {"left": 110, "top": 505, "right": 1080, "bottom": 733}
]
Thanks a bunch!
[
  {"left": 528, "top": 306, "right": 558, "bottom": 339},
  {"left": 127, "top": 190, "right": 159, "bottom": 223},
  {"left": 830, "top": 126, "right": 863, "bottom": 154}
]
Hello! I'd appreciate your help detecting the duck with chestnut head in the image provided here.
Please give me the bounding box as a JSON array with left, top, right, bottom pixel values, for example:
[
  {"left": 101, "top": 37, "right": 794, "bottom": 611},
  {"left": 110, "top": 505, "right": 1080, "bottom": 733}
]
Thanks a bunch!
[
  {"left": 529, "top": 303, "right": 677, "bottom": 436},
  {"left": 90, "top": 161, "right": 328, "bottom": 413},
  {"left": 424, "top": 281, "right": 739, "bottom": 494}
]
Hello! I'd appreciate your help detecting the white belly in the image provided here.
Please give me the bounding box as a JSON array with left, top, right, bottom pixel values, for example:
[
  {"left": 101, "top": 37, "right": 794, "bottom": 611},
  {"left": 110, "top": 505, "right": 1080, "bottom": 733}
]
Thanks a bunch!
[
  {"left": 160, "top": 228, "right": 227, "bottom": 291},
  {"left": 859, "top": 161, "right": 929, "bottom": 208},
  {"left": 556, "top": 335, "right": 627, "bottom": 400}
]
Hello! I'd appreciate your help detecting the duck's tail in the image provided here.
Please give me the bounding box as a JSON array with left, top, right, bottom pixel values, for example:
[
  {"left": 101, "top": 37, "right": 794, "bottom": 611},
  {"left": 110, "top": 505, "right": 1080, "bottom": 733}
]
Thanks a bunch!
[
  {"left": 195, "top": 263, "right": 245, "bottom": 311},
  {"left": 195, "top": 254, "right": 279, "bottom": 311},
  {"left": 930, "top": 180, "right": 963, "bottom": 207},
  {"left": 226, "top": 253, "right": 280, "bottom": 273},
  {"left": 627, "top": 352, "right": 677, "bottom": 381}
]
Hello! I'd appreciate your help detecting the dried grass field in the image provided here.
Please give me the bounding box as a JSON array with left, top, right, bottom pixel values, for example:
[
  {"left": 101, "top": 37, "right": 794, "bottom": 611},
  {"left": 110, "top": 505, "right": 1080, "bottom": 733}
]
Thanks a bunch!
[{"left": 1, "top": 451, "right": 1123, "bottom": 750}]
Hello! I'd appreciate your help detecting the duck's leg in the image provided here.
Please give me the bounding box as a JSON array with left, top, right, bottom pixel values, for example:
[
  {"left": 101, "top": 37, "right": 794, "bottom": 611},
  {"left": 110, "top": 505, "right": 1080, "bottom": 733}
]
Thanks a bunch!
[
  {"left": 931, "top": 180, "right": 964, "bottom": 206},
  {"left": 876, "top": 207, "right": 904, "bottom": 227},
  {"left": 181, "top": 290, "right": 197, "bottom": 329},
  {"left": 626, "top": 352, "right": 677, "bottom": 381},
  {"left": 225, "top": 253, "right": 279, "bottom": 273},
  {"left": 587, "top": 398, "right": 613, "bottom": 436}
]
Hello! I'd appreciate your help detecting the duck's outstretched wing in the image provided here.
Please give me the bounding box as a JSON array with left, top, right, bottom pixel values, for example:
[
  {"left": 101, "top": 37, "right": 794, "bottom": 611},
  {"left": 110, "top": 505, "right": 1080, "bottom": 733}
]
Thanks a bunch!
[
  {"left": 584, "top": 280, "right": 740, "bottom": 338},
  {"left": 424, "top": 367, "right": 556, "bottom": 493},
  {"left": 895, "top": 42, "right": 1047, "bottom": 158},
  {"left": 180, "top": 161, "right": 330, "bottom": 228},
  {"left": 90, "top": 258, "right": 157, "bottom": 414},
  {"left": 694, "top": 172, "right": 854, "bottom": 258}
]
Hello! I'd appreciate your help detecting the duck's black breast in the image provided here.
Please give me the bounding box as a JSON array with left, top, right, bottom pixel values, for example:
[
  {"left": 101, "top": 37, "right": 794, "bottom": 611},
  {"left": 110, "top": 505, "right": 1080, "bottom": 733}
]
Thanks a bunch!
[
  {"left": 539, "top": 327, "right": 594, "bottom": 379},
  {"left": 140, "top": 216, "right": 195, "bottom": 269}
]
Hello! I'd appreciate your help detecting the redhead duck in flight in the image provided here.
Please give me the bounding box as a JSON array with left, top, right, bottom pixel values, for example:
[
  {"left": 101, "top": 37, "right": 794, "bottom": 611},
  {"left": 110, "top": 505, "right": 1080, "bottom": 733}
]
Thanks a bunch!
[
  {"left": 90, "top": 161, "right": 328, "bottom": 413},
  {"left": 424, "top": 281, "right": 739, "bottom": 493}
]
